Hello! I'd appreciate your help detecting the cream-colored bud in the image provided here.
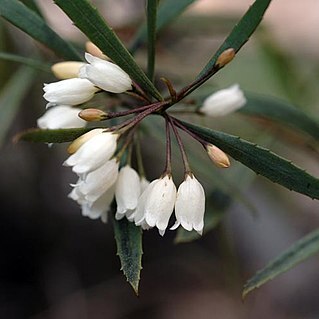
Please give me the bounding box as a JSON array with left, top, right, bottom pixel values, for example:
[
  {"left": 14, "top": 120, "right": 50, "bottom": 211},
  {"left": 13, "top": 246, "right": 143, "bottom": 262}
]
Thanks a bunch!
[
  {"left": 67, "top": 128, "right": 105, "bottom": 154},
  {"left": 79, "top": 108, "right": 108, "bottom": 122},
  {"left": 215, "top": 48, "right": 235, "bottom": 68},
  {"left": 206, "top": 144, "right": 230, "bottom": 168},
  {"left": 85, "top": 41, "right": 110, "bottom": 60},
  {"left": 51, "top": 61, "right": 86, "bottom": 79}
]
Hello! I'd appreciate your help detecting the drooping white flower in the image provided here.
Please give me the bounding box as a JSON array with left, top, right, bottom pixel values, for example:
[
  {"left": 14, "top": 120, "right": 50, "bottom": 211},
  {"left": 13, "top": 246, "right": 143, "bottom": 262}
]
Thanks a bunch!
[
  {"left": 115, "top": 165, "right": 141, "bottom": 220},
  {"left": 200, "top": 84, "right": 246, "bottom": 117},
  {"left": 127, "top": 177, "right": 149, "bottom": 222},
  {"left": 136, "top": 174, "right": 177, "bottom": 236},
  {"left": 43, "top": 78, "right": 99, "bottom": 106},
  {"left": 37, "top": 105, "right": 86, "bottom": 129},
  {"left": 78, "top": 158, "right": 119, "bottom": 202},
  {"left": 51, "top": 61, "right": 86, "bottom": 79},
  {"left": 63, "top": 130, "right": 118, "bottom": 175},
  {"left": 79, "top": 53, "right": 132, "bottom": 93},
  {"left": 171, "top": 174, "right": 205, "bottom": 235},
  {"left": 133, "top": 178, "right": 155, "bottom": 228},
  {"left": 81, "top": 185, "right": 115, "bottom": 223}
]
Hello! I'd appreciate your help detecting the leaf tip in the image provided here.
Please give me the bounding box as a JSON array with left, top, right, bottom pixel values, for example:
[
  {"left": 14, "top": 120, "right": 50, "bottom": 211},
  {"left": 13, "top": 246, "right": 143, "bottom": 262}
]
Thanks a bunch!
[{"left": 130, "top": 281, "right": 140, "bottom": 296}]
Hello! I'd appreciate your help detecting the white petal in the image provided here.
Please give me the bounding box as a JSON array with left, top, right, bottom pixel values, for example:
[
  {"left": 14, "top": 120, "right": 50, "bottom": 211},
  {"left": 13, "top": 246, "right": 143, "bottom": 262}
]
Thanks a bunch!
[
  {"left": 173, "top": 175, "right": 205, "bottom": 234},
  {"left": 200, "top": 84, "right": 246, "bottom": 117},
  {"left": 133, "top": 179, "right": 158, "bottom": 226},
  {"left": 81, "top": 185, "right": 115, "bottom": 222},
  {"left": 37, "top": 105, "right": 86, "bottom": 129},
  {"left": 79, "top": 53, "right": 132, "bottom": 93},
  {"left": 115, "top": 165, "right": 141, "bottom": 218},
  {"left": 80, "top": 158, "right": 119, "bottom": 202},
  {"left": 144, "top": 175, "right": 177, "bottom": 233},
  {"left": 63, "top": 131, "right": 118, "bottom": 175},
  {"left": 43, "top": 78, "right": 99, "bottom": 106}
]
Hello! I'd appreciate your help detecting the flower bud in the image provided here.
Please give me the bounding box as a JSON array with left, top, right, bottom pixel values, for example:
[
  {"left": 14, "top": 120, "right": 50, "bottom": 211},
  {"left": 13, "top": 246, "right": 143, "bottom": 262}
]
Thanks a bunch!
[
  {"left": 79, "top": 53, "right": 132, "bottom": 93},
  {"left": 79, "top": 108, "right": 108, "bottom": 122},
  {"left": 51, "top": 61, "right": 86, "bottom": 79},
  {"left": 206, "top": 144, "right": 230, "bottom": 168},
  {"left": 85, "top": 41, "right": 110, "bottom": 60},
  {"left": 37, "top": 105, "right": 86, "bottom": 129},
  {"left": 199, "top": 84, "right": 246, "bottom": 117},
  {"left": 215, "top": 48, "right": 235, "bottom": 68}
]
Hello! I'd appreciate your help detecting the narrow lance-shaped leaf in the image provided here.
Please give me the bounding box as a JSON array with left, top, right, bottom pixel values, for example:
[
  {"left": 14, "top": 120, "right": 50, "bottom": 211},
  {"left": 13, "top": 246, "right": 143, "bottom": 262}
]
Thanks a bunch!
[
  {"left": 130, "top": 0, "right": 196, "bottom": 53},
  {"left": 113, "top": 217, "right": 143, "bottom": 295},
  {"left": 240, "top": 93, "right": 319, "bottom": 141},
  {"left": 174, "top": 0, "right": 273, "bottom": 99},
  {"left": 20, "top": 0, "right": 43, "bottom": 17},
  {"left": 243, "top": 228, "right": 319, "bottom": 299},
  {"left": 15, "top": 127, "right": 93, "bottom": 144},
  {"left": 0, "top": 67, "right": 35, "bottom": 146},
  {"left": 0, "top": 0, "right": 81, "bottom": 60},
  {"left": 0, "top": 52, "right": 51, "bottom": 72},
  {"left": 54, "top": 0, "right": 163, "bottom": 101},
  {"left": 198, "top": 0, "right": 272, "bottom": 78},
  {"left": 146, "top": 0, "right": 157, "bottom": 82},
  {"left": 180, "top": 120, "right": 319, "bottom": 200}
]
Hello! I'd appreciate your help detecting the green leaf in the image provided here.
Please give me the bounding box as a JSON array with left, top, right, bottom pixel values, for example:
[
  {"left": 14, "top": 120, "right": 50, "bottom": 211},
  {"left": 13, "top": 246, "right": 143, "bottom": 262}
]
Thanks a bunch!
[
  {"left": 241, "top": 93, "right": 319, "bottom": 141},
  {"left": 0, "top": 0, "right": 81, "bottom": 60},
  {"left": 15, "top": 127, "right": 93, "bottom": 144},
  {"left": 20, "top": 0, "right": 43, "bottom": 17},
  {"left": 199, "top": 0, "right": 272, "bottom": 77},
  {"left": 243, "top": 228, "right": 319, "bottom": 299},
  {"left": 175, "top": 190, "right": 230, "bottom": 243},
  {"left": 113, "top": 217, "right": 143, "bottom": 295},
  {"left": 180, "top": 120, "right": 319, "bottom": 200},
  {"left": 0, "top": 66, "right": 35, "bottom": 146},
  {"left": 54, "top": 0, "right": 163, "bottom": 101},
  {"left": 146, "top": 0, "right": 157, "bottom": 81},
  {"left": 0, "top": 52, "right": 51, "bottom": 72},
  {"left": 130, "top": 0, "right": 196, "bottom": 53}
]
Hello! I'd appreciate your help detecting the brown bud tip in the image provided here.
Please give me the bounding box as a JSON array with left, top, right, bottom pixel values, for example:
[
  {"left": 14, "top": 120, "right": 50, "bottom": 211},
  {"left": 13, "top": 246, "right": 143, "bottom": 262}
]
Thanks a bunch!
[
  {"left": 85, "top": 41, "right": 110, "bottom": 60},
  {"left": 78, "top": 108, "right": 108, "bottom": 122},
  {"left": 67, "top": 128, "right": 105, "bottom": 154},
  {"left": 206, "top": 144, "right": 230, "bottom": 168},
  {"left": 215, "top": 48, "right": 235, "bottom": 68}
]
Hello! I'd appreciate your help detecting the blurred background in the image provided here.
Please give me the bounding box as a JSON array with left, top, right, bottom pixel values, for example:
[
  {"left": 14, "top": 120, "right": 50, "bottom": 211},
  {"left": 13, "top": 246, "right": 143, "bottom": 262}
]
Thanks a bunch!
[{"left": 1, "top": 0, "right": 319, "bottom": 318}]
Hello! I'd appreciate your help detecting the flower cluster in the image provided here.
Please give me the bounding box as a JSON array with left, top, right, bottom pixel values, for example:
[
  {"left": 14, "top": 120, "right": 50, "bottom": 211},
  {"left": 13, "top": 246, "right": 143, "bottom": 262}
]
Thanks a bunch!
[
  {"left": 37, "top": 43, "right": 133, "bottom": 130},
  {"left": 37, "top": 43, "right": 247, "bottom": 236}
]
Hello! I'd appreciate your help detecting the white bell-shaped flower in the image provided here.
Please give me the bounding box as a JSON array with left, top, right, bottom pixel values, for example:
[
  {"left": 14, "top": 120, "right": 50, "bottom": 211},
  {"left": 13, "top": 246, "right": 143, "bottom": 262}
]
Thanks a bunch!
[
  {"left": 81, "top": 185, "right": 115, "bottom": 223},
  {"left": 115, "top": 165, "right": 141, "bottom": 220},
  {"left": 200, "top": 84, "right": 246, "bottom": 117},
  {"left": 64, "top": 130, "right": 118, "bottom": 175},
  {"left": 43, "top": 78, "right": 99, "bottom": 106},
  {"left": 37, "top": 105, "right": 86, "bottom": 129},
  {"left": 137, "top": 174, "right": 177, "bottom": 236},
  {"left": 79, "top": 158, "right": 119, "bottom": 202},
  {"left": 127, "top": 177, "right": 149, "bottom": 222},
  {"left": 171, "top": 174, "right": 205, "bottom": 235},
  {"left": 79, "top": 53, "right": 132, "bottom": 93},
  {"left": 133, "top": 178, "right": 155, "bottom": 227}
]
